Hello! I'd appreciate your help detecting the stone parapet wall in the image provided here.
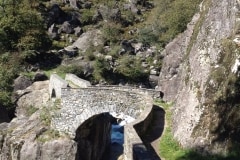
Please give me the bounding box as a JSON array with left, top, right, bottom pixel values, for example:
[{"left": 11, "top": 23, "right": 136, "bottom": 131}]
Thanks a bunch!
[
  {"left": 90, "top": 85, "right": 161, "bottom": 99},
  {"left": 124, "top": 96, "right": 154, "bottom": 160},
  {"left": 65, "top": 73, "right": 91, "bottom": 88}
]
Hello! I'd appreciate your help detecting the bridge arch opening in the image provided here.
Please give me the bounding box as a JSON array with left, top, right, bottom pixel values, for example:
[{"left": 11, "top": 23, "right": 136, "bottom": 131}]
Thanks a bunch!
[
  {"left": 74, "top": 112, "right": 136, "bottom": 160},
  {"left": 74, "top": 113, "right": 115, "bottom": 160}
]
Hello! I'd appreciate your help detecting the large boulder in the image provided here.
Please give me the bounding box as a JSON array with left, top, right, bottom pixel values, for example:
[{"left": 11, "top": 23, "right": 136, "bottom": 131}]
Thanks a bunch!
[
  {"left": 41, "top": 139, "right": 77, "bottom": 160},
  {"left": 48, "top": 24, "right": 60, "bottom": 40},
  {"left": 70, "top": 29, "right": 104, "bottom": 52},
  {"left": 59, "top": 46, "right": 79, "bottom": 58},
  {"left": 58, "top": 21, "right": 74, "bottom": 34},
  {"left": 98, "top": 5, "right": 121, "bottom": 22},
  {"left": 47, "top": 4, "right": 69, "bottom": 27},
  {"left": 15, "top": 81, "right": 49, "bottom": 117},
  {"left": 0, "top": 114, "right": 77, "bottom": 160},
  {"left": 13, "top": 75, "right": 32, "bottom": 92},
  {"left": 68, "top": 0, "right": 80, "bottom": 9},
  {"left": 74, "top": 26, "right": 83, "bottom": 37}
]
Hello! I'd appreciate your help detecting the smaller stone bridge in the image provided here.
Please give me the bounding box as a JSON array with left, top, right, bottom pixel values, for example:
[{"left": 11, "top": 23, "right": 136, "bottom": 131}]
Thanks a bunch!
[{"left": 49, "top": 74, "right": 161, "bottom": 160}]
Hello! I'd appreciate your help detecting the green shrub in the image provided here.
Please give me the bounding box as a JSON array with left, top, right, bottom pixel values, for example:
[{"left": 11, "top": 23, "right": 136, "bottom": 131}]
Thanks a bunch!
[
  {"left": 81, "top": 9, "right": 95, "bottom": 25},
  {"left": 0, "top": 1, "right": 51, "bottom": 52},
  {"left": 0, "top": 53, "right": 21, "bottom": 108},
  {"left": 93, "top": 57, "right": 112, "bottom": 81},
  {"left": 37, "top": 129, "right": 60, "bottom": 143},
  {"left": 138, "top": 0, "right": 202, "bottom": 46},
  {"left": 26, "top": 105, "right": 39, "bottom": 116},
  {"left": 102, "top": 22, "right": 123, "bottom": 44},
  {"left": 139, "top": 27, "right": 159, "bottom": 45},
  {"left": 85, "top": 45, "right": 96, "bottom": 61},
  {"left": 108, "top": 45, "right": 121, "bottom": 59},
  {"left": 115, "top": 55, "right": 148, "bottom": 82},
  {"left": 52, "top": 40, "right": 67, "bottom": 50}
]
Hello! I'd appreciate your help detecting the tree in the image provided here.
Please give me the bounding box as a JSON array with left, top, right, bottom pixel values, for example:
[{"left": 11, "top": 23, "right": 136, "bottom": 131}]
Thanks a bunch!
[
  {"left": 0, "top": 53, "right": 20, "bottom": 108},
  {"left": 0, "top": 0, "right": 51, "bottom": 52}
]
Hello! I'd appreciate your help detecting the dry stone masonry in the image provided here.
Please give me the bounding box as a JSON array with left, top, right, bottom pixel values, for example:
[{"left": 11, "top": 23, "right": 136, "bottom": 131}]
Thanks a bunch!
[
  {"left": 49, "top": 73, "right": 160, "bottom": 159},
  {"left": 51, "top": 88, "right": 149, "bottom": 137}
]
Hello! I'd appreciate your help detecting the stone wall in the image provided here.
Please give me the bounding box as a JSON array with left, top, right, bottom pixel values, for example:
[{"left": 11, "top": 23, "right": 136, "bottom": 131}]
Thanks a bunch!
[
  {"left": 91, "top": 85, "right": 161, "bottom": 99},
  {"left": 124, "top": 101, "right": 157, "bottom": 160},
  {"left": 65, "top": 73, "right": 91, "bottom": 88}
]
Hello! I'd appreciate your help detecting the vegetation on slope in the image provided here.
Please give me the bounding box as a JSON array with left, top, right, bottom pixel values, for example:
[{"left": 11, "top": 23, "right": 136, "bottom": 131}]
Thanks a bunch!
[
  {"left": 139, "top": 0, "right": 202, "bottom": 46},
  {"left": 0, "top": 0, "right": 51, "bottom": 108},
  {"left": 0, "top": 0, "right": 201, "bottom": 108}
]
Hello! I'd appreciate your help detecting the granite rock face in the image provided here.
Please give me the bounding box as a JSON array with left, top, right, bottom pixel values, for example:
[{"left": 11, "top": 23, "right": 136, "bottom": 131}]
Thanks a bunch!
[
  {"left": 0, "top": 114, "right": 77, "bottom": 160},
  {"left": 158, "top": 0, "right": 240, "bottom": 154},
  {"left": 15, "top": 81, "right": 50, "bottom": 117}
]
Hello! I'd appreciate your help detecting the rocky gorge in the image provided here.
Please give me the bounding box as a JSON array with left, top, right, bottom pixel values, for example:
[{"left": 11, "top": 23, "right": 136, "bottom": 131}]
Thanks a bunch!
[{"left": 1, "top": 0, "right": 240, "bottom": 159}]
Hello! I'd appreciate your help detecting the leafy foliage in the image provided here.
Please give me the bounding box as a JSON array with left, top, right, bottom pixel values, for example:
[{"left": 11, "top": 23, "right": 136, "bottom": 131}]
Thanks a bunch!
[
  {"left": 0, "top": 0, "right": 51, "bottom": 52},
  {"left": 116, "top": 55, "right": 148, "bottom": 82},
  {"left": 0, "top": 53, "right": 21, "bottom": 108},
  {"left": 139, "top": 0, "right": 202, "bottom": 46},
  {"left": 102, "top": 22, "right": 123, "bottom": 45},
  {"left": 93, "top": 57, "right": 112, "bottom": 82},
  {"left": 0, "top": 0, "right": 52, "bottom": 108}
]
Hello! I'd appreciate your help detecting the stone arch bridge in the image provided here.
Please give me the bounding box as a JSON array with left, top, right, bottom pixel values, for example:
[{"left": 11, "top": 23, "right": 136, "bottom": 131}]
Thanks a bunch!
[{"left": 49, "top": 74, "right": 162, "bottom": 160}]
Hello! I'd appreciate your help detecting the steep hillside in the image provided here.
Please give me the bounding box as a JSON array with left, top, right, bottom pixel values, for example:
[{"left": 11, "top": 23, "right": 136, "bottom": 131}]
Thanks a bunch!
[
  {"left": 0, "top": 0, "right": 201, "bottom": 111},
  {"left": 159, "top": 0, "right": 240, "bottom": 156}
]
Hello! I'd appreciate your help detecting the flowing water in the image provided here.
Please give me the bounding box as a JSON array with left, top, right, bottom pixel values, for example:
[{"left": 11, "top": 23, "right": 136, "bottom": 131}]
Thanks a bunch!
[{"left": 108, "top": 112, "right": 135, "bottom": 160}]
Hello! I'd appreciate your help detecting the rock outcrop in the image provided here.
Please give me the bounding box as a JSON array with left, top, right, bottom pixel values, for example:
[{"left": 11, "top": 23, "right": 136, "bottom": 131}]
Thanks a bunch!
[
  {"left": 70, "top": 29, "right": 104, "bottom": 52},
  {"left": 158, "top": 0, "right": 240, "bottom": 155},
  {"left": 15, "top": 81, "right": 49, "bottom": 117},
  {"left": 0, "top": 113, "right": 77, "bottom": 160}
]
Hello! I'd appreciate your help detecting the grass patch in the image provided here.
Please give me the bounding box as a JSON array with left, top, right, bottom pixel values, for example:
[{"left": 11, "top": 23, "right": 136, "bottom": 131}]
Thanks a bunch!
[
  {"left": 26, "top": 105, "right": 39, "bottom": 117},
  {"left": 40, "top": 99, "right": 61, "bottom": 126},
  {"left": 37, "top": 129, "right": 60, "bottom": 143},
  {"left": 155, "top": 100, "right": 189, "bottom": 160},
  {"left": 43, "top": 64, "right": 85, "bottom": 79}
]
